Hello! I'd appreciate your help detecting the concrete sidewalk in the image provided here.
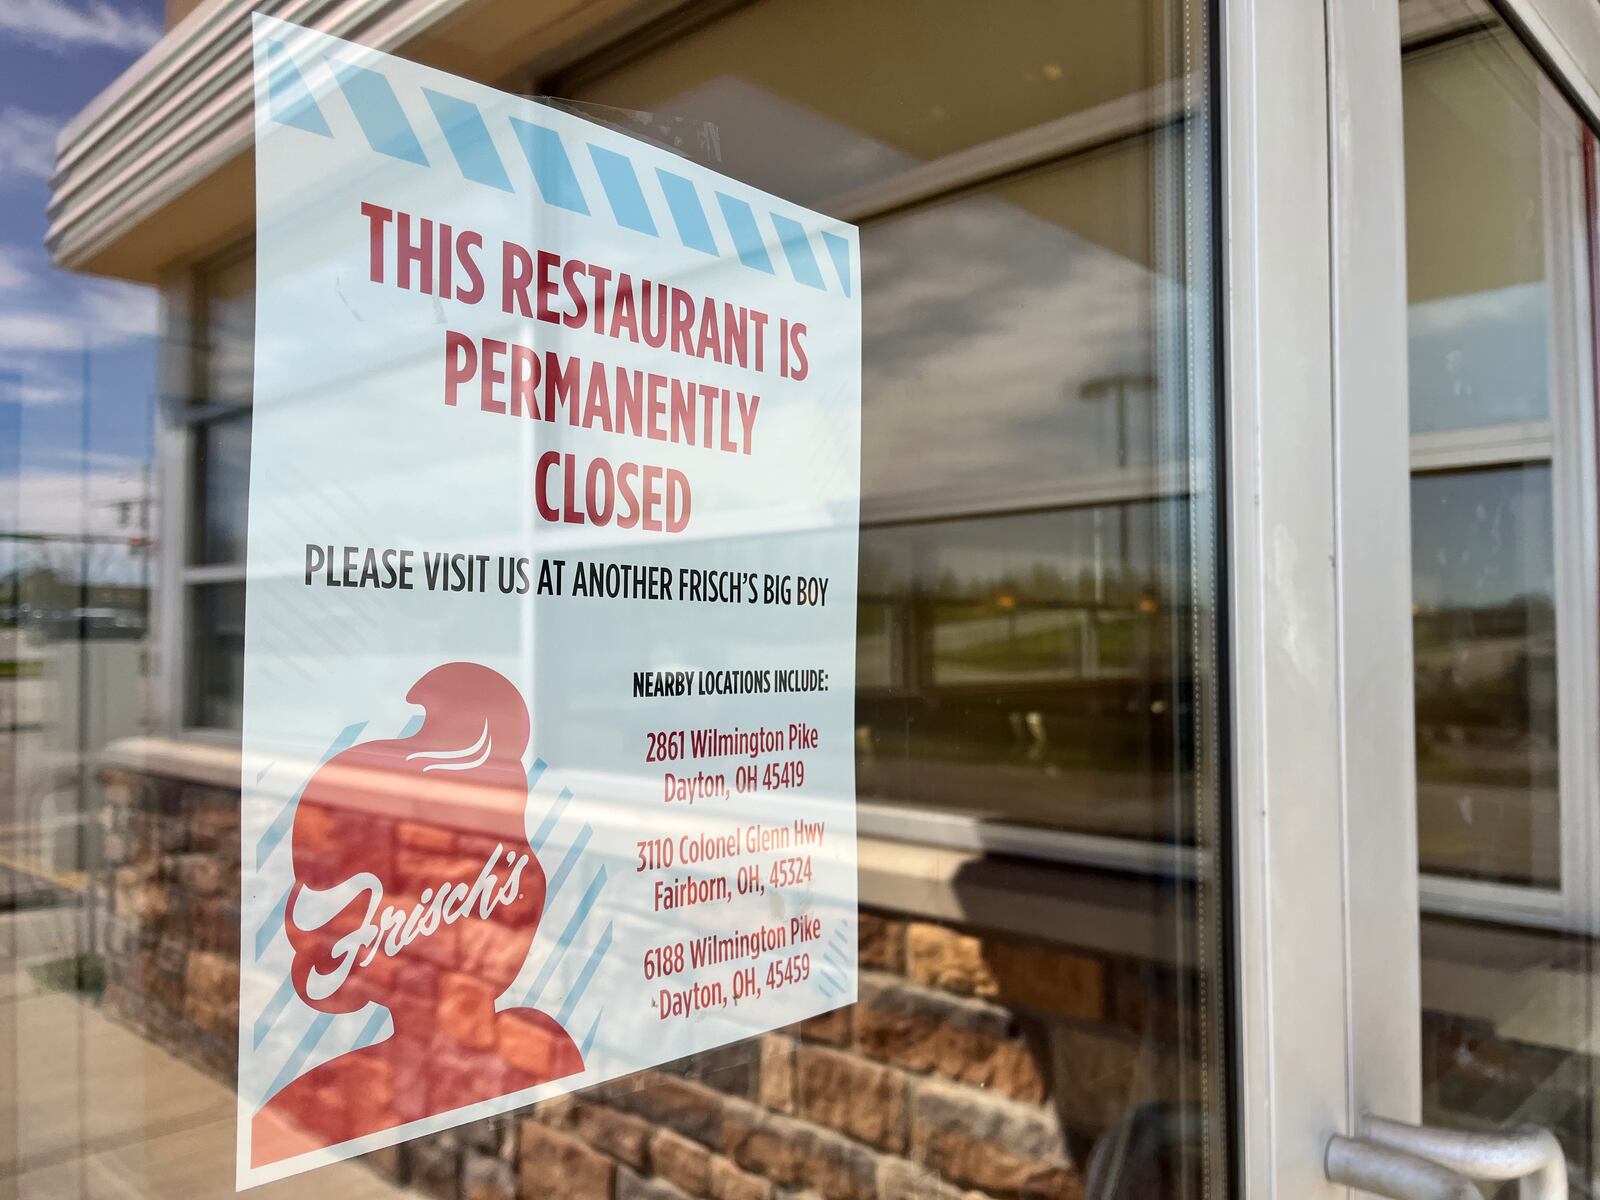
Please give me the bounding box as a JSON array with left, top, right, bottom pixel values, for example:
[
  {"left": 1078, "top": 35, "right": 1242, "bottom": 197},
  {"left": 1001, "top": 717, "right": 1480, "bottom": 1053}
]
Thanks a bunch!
[{"left": 2, "top": 982, "right": 404, "bottom": 1199}]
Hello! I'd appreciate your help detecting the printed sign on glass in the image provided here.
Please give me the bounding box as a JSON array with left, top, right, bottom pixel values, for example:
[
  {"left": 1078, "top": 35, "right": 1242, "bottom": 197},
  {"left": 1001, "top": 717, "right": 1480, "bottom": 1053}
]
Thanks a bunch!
[{"left": 240, "top": 16, "right": 861, "bottom": 1186}]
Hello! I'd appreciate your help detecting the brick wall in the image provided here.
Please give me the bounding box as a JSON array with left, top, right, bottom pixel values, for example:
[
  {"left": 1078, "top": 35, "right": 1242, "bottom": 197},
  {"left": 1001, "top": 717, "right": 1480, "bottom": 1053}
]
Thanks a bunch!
[
  {"left": 102, "top": 770, "right": 242, "bottom": 1081},
  {"left": 97, "top": 765, "right": 1213, "bottom": 1199}
]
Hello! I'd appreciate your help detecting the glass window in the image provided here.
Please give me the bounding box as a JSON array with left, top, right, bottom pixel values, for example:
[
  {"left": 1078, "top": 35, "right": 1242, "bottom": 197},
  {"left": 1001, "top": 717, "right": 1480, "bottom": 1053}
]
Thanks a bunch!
[
  {"left": 1412, "top": 463, "right": 1558, "bottom": 885},
  {"left": 183, "top": 251, "right": 254, "bottom": 729},
  {"left": 562, "top": 19, "right": 1204, "bottom": 846},
  {"left": 1405, "top": 26, "right": 1551, "bottom": 435},
  {"left": 1403, "top": 20, "right": 1568, "bottom": 888},
  {"left": 551, "top": 0, "right": 1180, "bottom": 210},
  {"left": 859, "top": 500, "right": 1186, "bottom": 841},
  {"left": 7, "top": 1, "right": 1228, "bottom": 1197},
  {"left": 857, "top": 144, "right": 1165, "bottom": 505},
  {"left": 195, "top": 414, "right": 251, "bottom": 566},
  {"left": 200, "top": 251, "right": 256, "bottom": 413},
  {"left": 189, "top": 580, "right": 245, "bottom": 730},
  {"left": 1402, "top": 5, "right": 1600, "bottom": 1189},
  {"left": 554, "top": 6, "right": 1227, "bottom": 1196}
]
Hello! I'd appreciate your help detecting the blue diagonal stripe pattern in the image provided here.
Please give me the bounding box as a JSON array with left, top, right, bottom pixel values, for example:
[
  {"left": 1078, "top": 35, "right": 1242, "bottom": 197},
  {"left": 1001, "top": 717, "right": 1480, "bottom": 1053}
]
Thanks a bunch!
[
  {"left": 821, "top": 231, "right": 853, "bottom": 297},
  {"left": 523, "top": 865, "right": 607, "bottom": 1006},
  {"left": 579, "top": 1007, "right": 604, "bottom": 1058},
  {"left": 544, "top": 824, "right": 592, "bottom": 905},
  {"left": 509, "top": 120, "right": 590, "bottom": 215},
  {"left": 529, "top": 786, "right": 572, "bottom": 854},
  {"left": 588, "top": 145, "right": 657, "bottom": 236},
  {"left": 265, "top": 41, "right": 331, "bottom": 136},
  {"left": 715, "top": 194, "right": 774, "bottom": 273},
  {"left": 527, "top": 757, "right": 547, "bottom": 789},
  {"left": 255, "top": 883, "right": 293, "bottom": 960},
  {"left": 261, "top": 53, "right": 860, "bottom": 294},
  {"left": 330, "top": 60, "right": 427, "bottom": 165},
  {"left": 656, "top": 170, "right": 718, "bottom": 255},
  {"left": 556, "top": 921, "right": 613, "bottom": 1025},
  {"left": 398, "top": 713, "right": 424, "bottom": 739},
  {"left": 771, "top": 215, "right": 824, "bottom": 290},
  {"left": 352, "top": 1006, "right": 391, "bottom": 1050},
  {"left": 262, "top": 1012, "right": 334, "bottom": 1103},
  {"left": 424, "top": 88, "right": 512, "bottom": 192},
  {"left": 253, "top": 975, "right": 297, "bottom": 1049},
  {"left": 256, "top": 720, "right": 367, "bottom": 869}
]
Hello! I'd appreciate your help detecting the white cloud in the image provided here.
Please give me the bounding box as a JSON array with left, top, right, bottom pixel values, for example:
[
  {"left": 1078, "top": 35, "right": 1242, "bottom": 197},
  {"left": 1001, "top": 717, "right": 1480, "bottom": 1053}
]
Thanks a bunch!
[
  {"left": 0, "top": 247, "right": 32, "bottom": 291},
  {"left": 80, "top": 278, "right": 158, "bottom": 339},
  {"left": 0, "top": 276, "right": 158, "bottom": 353},
  {"left": 16, "top": 382, "right": 75, "bottom": 407},
  {"left": 0, "top": 107, "right": 60, "bottom": 183},
  {"left": 0, "top": 312, "right": 88, "bottom": 352},
  {"left": 858, "top": 188, "right": 1158, "bottom": 511},
  {"left": 0, "top": 0, "right": 162, "bottom": 54}
]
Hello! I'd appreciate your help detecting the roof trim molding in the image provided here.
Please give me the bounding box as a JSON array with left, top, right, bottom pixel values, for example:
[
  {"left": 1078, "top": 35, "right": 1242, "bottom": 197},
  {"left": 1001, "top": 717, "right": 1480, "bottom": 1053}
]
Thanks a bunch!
[{"left": 46, "top": 0, "right": 473, "bottom": 274}]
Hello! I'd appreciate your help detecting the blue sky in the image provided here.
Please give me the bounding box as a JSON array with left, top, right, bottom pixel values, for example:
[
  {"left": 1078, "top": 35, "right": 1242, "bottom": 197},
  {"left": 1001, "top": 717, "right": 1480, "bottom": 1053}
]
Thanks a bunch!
[{"left": 0, "top": 0, "right": 165, "bottom": 567}]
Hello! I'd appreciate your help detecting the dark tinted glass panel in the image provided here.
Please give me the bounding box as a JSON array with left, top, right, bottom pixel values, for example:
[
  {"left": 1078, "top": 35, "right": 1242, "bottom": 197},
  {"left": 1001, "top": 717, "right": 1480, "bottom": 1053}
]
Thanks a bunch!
[
  {"left": 1404, "top": 24, "right": 1550, "bottom": 434},
  {"left": 190, "top": 581, "right": 245, "bottom": 730},
  {"left": 195, "top": 415, "right": 250, "bottom": 566},
  {"left": 1412, "top": 464, "right": 1558, "bottom": 886}
]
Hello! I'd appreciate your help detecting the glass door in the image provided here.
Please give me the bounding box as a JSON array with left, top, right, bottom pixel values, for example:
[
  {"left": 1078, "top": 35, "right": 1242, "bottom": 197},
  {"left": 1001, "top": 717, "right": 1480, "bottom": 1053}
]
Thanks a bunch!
[
  {"left": 1216, "top": 0, "right": 1593, "bottom": 1194},
  {"left": 1401, "top": 1, "right": 1600, "bottom": 1193},
  {"left": 1260, "top": 0, "right": 1600, "bottom": 1195},
  {"left": 0, "top": 2, "right": 1235, "bottom": 1198}
]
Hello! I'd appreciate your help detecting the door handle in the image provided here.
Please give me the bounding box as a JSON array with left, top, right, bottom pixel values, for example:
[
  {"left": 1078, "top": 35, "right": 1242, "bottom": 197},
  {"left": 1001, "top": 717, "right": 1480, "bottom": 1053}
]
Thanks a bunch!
[
  {"left": 1327, "top": 1116, "right": 1566, "bottom": 1199},
  {"left": 1326, "top": 1134, "right": 1478, "bottom": 1199}
]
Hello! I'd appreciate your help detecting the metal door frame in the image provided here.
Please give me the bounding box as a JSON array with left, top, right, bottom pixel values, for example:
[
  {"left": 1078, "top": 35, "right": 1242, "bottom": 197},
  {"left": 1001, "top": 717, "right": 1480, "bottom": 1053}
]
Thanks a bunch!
[{"left": 1222, "top": 0, "right": 1600, "bottom": 1193}]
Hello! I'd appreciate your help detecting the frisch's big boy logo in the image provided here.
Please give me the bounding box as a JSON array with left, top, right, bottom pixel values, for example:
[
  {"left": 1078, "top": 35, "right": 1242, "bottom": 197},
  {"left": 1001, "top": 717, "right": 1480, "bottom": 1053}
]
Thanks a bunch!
[{"left": 252, "top": 663, "right": 582, "bottom": 1166}]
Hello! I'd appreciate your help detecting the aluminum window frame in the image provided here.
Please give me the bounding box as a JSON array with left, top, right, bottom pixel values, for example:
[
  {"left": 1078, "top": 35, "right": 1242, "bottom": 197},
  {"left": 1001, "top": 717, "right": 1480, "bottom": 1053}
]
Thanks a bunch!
[
  {"left": 160, "top": 245, "right": 253, "bottom": 738},
  {"left": 1402, "top": 28, "right": 1600, "bottom": 939}
]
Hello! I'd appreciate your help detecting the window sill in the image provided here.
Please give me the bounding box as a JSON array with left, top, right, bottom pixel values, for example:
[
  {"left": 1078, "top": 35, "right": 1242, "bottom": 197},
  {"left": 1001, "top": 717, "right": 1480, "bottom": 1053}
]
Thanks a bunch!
[
  {"left": 97, "top": 734, "right": 1189, "bottom": 963},
  {"left": 100, "top": 732, "right": 244, "bottom": 790}
]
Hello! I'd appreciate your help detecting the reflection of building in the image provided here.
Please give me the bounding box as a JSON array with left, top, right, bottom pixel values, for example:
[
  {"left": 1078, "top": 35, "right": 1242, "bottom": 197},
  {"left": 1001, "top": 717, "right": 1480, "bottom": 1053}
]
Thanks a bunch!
[
  {"left": 41, "top": 4, "right": 1227, "bottom": 1196},
  {"left": 27, "top": 0, "right": 1600, "bottom": 1196},
  {"left": 1, "top": 446, "right": 153, "bottom": 889}
]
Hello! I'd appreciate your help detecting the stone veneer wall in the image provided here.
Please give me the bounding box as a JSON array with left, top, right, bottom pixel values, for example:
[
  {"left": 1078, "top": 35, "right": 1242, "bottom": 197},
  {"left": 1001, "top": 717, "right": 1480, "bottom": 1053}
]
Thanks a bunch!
[
  {"left": 98, "top": 764, "right": 1600, "bottom": 1199},
  {"left": 99, "top": 764, "right": 1216, "bottom": 1200}
]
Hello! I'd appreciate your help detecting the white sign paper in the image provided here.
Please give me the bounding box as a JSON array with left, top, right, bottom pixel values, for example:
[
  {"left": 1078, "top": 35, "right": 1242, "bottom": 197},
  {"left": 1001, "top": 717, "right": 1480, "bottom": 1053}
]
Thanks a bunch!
[{"left": 240, "top": 16, "right": 860, "bottom": 1186}]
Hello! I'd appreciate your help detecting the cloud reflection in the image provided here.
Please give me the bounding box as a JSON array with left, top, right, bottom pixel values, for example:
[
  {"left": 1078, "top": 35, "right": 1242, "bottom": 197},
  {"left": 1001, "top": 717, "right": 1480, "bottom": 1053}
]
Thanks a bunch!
[{"left": 0, "top": 0, "right": 161, "bottom": 55}]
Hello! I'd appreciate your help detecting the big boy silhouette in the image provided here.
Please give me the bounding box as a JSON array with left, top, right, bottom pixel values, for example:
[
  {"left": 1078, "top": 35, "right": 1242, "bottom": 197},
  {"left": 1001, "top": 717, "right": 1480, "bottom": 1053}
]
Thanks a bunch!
[{"left": 252, "top": 662, "right": 582, "bottom": 1167}]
